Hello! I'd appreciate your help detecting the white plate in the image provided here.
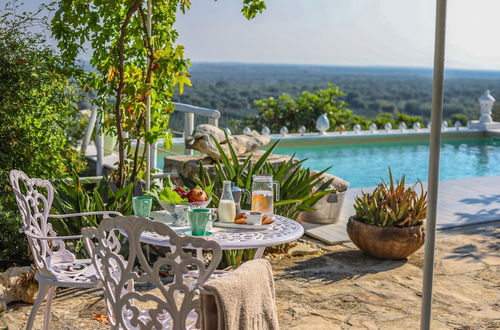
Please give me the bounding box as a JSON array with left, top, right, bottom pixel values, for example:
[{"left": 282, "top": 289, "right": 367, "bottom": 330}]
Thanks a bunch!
[{"left": 212, "top": 221, "right": 273, "bottom": 230}]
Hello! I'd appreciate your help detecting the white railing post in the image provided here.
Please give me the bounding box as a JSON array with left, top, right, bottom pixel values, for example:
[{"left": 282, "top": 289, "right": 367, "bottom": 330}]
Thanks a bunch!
[
  {"left": 95, "top": 114, "right": 104, "bottom": 176},
  {"left": 81, "top": 105, "right": 98, "bottom": 154},
  {"left": 173, "top": 103, "right": 221, "bottom": 155},
  {"left": 150, "top": 143, "right": 157, "bottom": 170},
  {"left": 207, "top": 117, "right": 219, "bottom": 127},
  {"left": 184, "top": 112, "right": 195, "bottom": 155}
]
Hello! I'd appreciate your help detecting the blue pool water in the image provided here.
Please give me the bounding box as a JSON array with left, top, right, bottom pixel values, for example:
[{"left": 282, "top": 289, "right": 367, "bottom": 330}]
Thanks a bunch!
[{"left": 274, "top": 137, "right": 500, "bottom": 188}]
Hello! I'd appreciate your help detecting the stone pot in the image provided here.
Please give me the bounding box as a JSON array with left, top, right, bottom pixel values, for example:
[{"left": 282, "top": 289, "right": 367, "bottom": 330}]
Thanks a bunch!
[
  {"left": 346, "top": 217, "right": 425, "bottom": 259},
  {"left": 297, "top": 191, "right": 346, "bottom": 224}
]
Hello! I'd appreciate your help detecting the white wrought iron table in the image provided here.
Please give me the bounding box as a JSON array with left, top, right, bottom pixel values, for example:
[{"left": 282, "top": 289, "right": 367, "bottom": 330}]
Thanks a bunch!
[{"left": 141, "top": 213, "right": 304, "bottom": 259}]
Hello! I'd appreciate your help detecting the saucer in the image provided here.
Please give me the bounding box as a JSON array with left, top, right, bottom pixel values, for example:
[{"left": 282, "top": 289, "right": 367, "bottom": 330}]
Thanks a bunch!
[{"left": 184, "top": 231, "right": 213, "bottom": 237}]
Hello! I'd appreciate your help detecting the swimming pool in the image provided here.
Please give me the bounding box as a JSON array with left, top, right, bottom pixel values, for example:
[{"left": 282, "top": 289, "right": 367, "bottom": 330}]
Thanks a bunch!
[{"left": 273, "top": 137, "right": 500, "bottom": 188}]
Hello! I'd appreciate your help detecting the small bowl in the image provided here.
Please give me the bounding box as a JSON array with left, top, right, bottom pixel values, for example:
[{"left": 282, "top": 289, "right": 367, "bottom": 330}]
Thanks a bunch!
[
  {"left": 158, "top": 200, "right": 176, "bottom": 213},
  {"left": 247, "top": 211, "right": 263, "bottom": 225},
  {"left": 188, "top": 198, "right": 212, "bottom": 209}
]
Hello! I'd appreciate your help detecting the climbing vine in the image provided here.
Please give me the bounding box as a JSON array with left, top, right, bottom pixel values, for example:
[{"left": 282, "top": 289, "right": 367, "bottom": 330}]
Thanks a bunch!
[{"left": 52, "top": 0, "right": 266, "bottom": 186}]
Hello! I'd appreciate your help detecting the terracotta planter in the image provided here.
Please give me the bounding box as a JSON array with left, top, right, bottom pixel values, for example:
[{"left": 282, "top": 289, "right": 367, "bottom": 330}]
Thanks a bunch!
[{"left": 346, "top": 217, "right": 425, "bottom": 259}]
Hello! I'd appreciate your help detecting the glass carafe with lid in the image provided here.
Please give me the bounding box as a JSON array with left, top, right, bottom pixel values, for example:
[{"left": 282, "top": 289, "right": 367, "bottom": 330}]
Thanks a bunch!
[
  {"left": 251, "top": 175, "right": 280, "bottom": 214},
  {"left": 218, "top": 180, "right": 236, "bottom": 223}
]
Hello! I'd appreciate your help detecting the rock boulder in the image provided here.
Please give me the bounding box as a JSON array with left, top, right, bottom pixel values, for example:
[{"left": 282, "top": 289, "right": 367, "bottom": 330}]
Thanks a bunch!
[
  {"left": 185, "top": 124, "right": 270, "bottom": 160},
  {"left": 0, "top": 266, "right": 37, "bottom": 312}
]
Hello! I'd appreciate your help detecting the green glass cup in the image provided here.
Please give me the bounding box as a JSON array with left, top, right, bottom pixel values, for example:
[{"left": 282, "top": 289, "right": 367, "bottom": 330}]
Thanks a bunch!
[
  {"left": 188, "top": 208, "right": 216, "bottom": 236},
  {"left": 132, "top": 196, "right": 153, "bottom": 218}
]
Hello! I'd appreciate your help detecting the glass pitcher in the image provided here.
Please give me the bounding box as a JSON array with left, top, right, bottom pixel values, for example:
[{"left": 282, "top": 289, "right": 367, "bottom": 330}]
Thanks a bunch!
[
  {"left": 251, "top": 175, "right": 280, "bottom": 214},
  {"left": 232, "top": 186, "right": 251, "bottom": 214},
  {"left": 218, "top": 180, "right": 236, "bottom": 223}
]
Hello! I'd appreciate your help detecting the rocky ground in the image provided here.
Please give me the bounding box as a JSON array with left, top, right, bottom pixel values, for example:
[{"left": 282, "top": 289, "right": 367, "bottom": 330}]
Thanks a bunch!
[{"left": 0, "top": 222, "right": 498, "bottom": 329}]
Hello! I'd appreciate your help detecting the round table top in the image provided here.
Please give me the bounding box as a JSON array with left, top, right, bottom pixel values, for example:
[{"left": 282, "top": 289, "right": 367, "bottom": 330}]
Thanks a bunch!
[{"left": 141, "top": 213, "right": 304, "bottom": 250}]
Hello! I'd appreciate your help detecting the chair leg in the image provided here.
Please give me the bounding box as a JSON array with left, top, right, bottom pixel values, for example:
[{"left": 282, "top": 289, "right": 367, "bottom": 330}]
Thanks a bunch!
[
  {"left": 42, "top": 286, "right": 57, "bottom": 330},
  {"left": 26, "top": 282, "right": 49, "bottom": 330}
]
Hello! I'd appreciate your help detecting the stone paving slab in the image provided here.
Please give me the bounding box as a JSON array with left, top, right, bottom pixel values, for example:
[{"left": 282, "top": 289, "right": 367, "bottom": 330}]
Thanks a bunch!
[
  {"left": 0, "top": 222, "right": 498, "bottom": 329},
  {"left": 276, "top": 221, "right": 500, "bottom": 329}
]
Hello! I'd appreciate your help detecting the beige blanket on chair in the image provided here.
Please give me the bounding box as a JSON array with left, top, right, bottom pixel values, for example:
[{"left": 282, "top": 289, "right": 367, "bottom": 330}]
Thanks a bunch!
[{"left": 200, "top": 259, "right": 279, "bottom": 330}]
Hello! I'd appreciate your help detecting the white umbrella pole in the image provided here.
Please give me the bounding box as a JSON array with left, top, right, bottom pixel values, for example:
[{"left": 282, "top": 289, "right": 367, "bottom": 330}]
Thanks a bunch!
[
  {"left": 421, "top": 0, "right": 447, "bottom": 329},
  {"left": 145, "top": 0, "right": 152, "bottom": 190}
]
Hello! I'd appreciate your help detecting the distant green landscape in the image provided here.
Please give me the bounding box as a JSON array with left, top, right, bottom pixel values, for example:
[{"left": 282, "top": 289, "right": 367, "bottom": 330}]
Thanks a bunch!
[{"left": 170, "top": 62, "right": 500, "bottom": 133}]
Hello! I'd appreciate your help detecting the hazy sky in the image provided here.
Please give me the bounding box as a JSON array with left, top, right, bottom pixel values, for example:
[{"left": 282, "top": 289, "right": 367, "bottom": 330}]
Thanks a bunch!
[
  {"left": 12, "top": 0, "right": 500, "bottom": 70},
  {"left": 174, "top": 0, "right": 500, "bottom": 70}
]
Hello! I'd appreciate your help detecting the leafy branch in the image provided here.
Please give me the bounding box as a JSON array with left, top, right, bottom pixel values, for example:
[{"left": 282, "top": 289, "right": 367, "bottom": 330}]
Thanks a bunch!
[{"left": 51, "top": 0, "right": 267, "bottom": 187}]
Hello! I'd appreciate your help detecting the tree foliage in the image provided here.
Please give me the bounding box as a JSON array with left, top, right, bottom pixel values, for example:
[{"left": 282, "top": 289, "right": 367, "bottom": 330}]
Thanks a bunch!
[
  {"left": 172, "top": 63, "right": 497, "bottom": 132},
  {"left": 52, "top": 0, "right": 266, "bottom": 186},
  {"left": 239, "top": 85, "right": 422, "bottom": 132},
  {"left": 0, "top": 1, "right": 84, "bottom": 260}
]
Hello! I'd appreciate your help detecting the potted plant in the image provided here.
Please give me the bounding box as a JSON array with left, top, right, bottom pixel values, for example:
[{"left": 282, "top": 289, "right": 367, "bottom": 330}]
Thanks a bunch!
[
  {"left": 297, "top": 172, "right": 349, "bottom": 224},
  {"left": 347, "top": 170, "right": 427, "bottom": 259}
]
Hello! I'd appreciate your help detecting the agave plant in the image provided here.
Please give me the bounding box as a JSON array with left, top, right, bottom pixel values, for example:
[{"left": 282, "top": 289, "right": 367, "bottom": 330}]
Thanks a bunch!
[
  {"left": 188, "top": 131, "right": 335, "bottom": 220},
  {"left": 182, "top": 132, "right": 335, "bottom": 267},
  {"left": 353, "top": 169, "right": 427, "bottom": 227}
]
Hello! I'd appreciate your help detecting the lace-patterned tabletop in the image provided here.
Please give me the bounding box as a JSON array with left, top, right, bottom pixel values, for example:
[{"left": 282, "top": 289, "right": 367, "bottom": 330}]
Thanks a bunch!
[{"left": 141, "top": 213, "right": 304, "bottom": 252}]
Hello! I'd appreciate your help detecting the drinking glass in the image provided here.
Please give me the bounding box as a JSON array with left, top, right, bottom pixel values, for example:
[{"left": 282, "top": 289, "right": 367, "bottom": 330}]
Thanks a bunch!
[
  {"left": 132, "top": 196, "right": 153, "bottom": 218},
  {"left": 188, "top": 208, "right": 216, "bottom": 236}
]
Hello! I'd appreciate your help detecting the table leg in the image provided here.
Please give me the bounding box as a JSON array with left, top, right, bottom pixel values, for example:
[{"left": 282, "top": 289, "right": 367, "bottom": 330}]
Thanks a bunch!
[{"left": 254, "top": 247, "right": 266, "bottom": 259}]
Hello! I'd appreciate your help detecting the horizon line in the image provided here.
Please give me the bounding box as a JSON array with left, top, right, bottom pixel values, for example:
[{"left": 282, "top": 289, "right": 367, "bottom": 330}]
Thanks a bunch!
[{"left": 187, "top": 61, "right": 500, "bottom": 73}]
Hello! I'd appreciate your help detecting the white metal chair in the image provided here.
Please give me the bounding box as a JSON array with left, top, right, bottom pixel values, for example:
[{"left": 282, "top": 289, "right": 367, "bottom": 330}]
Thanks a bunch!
[
  {"left": 82, "top": 216, "right": 223, "bottom": 330},
  {"left": 9, "top": 170, "right": 122, "bottom": 330}
]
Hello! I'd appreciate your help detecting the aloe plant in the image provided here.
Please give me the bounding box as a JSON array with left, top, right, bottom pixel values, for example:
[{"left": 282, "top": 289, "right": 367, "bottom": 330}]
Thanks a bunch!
[
  {"left": 353, "top": 169, "right": 427, "bottom": 227},
  {"left": 190, "top": 131, "right": 335, "bottom": 220}
]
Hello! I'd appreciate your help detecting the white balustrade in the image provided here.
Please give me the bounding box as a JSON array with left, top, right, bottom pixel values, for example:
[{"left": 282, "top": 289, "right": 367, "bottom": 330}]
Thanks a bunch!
[
  {"left": 280, "top": 126, "right": 289, "bottom": 136},
  {"left": 316, "top": 114, "right": 330, "bottom": 135},
  {"left": 478, "top": 90, "right": 495, "bottom": 124}
]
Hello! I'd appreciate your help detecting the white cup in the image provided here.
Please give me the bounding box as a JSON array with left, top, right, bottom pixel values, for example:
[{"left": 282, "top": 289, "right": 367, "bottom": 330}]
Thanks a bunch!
[
  {"left": 247, "top": 211, "right": 263, "bottom": 225},
  {"left": 173, "top": 205, "right": 191, "bottom": 226}
]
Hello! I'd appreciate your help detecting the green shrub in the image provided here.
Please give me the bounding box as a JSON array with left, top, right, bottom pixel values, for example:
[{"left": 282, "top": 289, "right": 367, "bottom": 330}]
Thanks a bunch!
[
  {"left": 239, "top": 84, "right": 423, "bottom": 132},
  {"left": 451, "top": 113, "right": 469, "bottom": 126},
  {"left": 50, "top": 175, "right": 135, "bottom": 256},
  {"left": 0, "top": 1, "right": 85, "bottom": 260},
  {"left": 241, "top": 84, "right": 351, "bottom": 133},
  {"left": 0, "top": 208, "right": 28, "bottom": 261}
]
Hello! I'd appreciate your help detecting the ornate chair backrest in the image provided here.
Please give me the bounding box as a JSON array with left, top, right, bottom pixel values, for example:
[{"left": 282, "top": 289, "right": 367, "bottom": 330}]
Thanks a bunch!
[
  {"left": 9, "top": 170, "right": 75, "bottom": 277},
  {"left": 83, "top": 216, "right": 222, "bottom": 330}
]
